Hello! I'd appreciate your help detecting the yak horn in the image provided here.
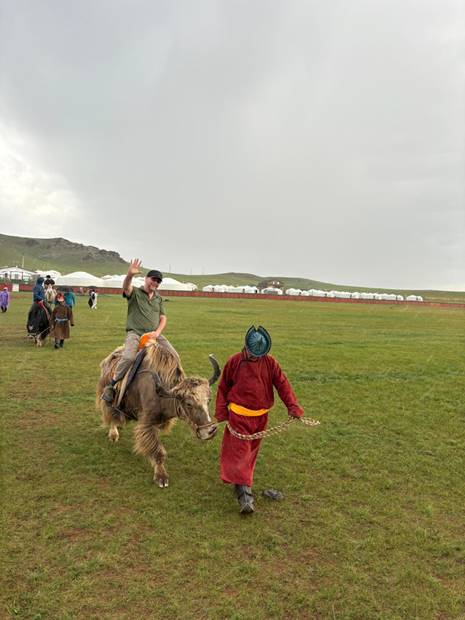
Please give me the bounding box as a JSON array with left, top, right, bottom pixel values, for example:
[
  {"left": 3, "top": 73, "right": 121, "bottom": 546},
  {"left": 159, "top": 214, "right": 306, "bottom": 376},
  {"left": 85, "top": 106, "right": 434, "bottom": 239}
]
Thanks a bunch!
[{"left": 208, "top": 354, "right": 221, "bottom": 386}]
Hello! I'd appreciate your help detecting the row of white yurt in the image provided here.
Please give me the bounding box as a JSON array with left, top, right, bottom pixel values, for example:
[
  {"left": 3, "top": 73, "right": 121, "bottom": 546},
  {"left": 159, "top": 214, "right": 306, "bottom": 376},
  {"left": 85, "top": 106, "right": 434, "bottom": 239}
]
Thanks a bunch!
[
  {"left": 99, "top": 274, "right": 197, "bottom": 291},
  {"left": 202, "top": 284, "right": 259, "bottom": 293}
]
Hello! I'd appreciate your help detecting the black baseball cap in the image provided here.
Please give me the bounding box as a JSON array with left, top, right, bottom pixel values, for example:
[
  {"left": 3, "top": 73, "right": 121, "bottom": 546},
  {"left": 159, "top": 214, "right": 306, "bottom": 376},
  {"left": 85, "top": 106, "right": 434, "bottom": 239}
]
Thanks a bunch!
[{"left": 146, "top": 270, "right": 163, "bottom": 281}]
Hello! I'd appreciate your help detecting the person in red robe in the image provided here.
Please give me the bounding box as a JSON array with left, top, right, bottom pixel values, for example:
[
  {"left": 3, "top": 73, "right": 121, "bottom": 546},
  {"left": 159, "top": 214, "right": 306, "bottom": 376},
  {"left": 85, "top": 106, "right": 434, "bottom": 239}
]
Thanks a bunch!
[{"left": 215, "top": 326, "right": 304, "bottom": 514}]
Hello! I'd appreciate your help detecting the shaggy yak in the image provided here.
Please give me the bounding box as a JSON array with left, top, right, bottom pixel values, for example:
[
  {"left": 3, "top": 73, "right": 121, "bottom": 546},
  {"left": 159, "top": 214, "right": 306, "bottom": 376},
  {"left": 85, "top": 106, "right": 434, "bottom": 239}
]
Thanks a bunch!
[
  {"left": 96, "top": 341, "right": 220, "bottom": 487},
  {"left": 26, "top": 303, "right": 52, "bottom": 346}
]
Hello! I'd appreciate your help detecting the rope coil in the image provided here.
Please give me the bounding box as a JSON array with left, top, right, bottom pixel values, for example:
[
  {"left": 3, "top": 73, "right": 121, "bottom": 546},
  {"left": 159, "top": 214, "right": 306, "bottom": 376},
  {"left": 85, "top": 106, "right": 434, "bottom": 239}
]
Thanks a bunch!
[{"left": 225, "top": 416, "right": 320, "bottom": 441}]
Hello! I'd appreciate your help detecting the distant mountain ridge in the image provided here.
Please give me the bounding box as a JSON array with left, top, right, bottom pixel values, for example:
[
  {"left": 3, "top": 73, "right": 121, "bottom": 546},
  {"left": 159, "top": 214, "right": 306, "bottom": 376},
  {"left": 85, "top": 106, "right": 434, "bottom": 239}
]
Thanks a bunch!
[
  {"left": 0, "top": 234, "right": 463, "bottom": 302},
  {"left": 0, "top": 233, "right": 128, "bottom": 276}
]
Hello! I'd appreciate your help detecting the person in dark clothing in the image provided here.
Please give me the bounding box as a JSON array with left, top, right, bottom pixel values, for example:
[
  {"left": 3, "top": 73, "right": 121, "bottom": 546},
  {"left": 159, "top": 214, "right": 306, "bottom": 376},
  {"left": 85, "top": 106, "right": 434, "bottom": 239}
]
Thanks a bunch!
[{"left": 32, "top": 277, "right": 52, "bottom": 316}]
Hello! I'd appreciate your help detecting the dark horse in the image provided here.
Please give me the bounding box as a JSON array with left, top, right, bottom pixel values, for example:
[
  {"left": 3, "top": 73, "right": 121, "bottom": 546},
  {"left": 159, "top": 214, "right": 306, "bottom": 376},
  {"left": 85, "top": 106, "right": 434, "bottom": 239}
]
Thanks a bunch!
[{"left": 27, "top": 302, "right": 52, "bottom": 346}]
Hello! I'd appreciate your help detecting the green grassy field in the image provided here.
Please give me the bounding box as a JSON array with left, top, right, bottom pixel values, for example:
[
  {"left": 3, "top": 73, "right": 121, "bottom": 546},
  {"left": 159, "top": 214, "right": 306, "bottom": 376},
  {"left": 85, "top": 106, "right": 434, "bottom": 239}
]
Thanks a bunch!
[{"left": 1, "top": 293, "right": 464, "bottom": 619}]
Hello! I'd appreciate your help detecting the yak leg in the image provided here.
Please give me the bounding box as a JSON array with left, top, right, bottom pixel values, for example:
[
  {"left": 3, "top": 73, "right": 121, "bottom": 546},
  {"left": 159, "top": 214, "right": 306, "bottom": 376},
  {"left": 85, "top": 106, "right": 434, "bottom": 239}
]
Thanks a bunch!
[
  {"left": 134, "top": 422, "right": 169, "bottom": 488},
  {"left": 108, "top": 423, "right": 120, "bottom": 442}
]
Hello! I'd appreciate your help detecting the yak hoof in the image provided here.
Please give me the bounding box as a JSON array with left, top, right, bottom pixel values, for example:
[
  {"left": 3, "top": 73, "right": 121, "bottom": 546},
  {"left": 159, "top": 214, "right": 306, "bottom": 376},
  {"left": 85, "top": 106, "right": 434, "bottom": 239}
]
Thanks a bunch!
[
  {"left": 155, "top": 476, "right": 169, "bottom": 488},
  {"left": 108, "top": 428, "right": 119, "bottom": 442}
]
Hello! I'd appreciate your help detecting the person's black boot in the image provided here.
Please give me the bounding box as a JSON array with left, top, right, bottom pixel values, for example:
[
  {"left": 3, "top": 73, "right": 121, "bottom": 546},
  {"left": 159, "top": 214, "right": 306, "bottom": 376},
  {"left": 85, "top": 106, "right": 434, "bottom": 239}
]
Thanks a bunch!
[{"left": 235, "top": 485, "right": 254, "bottom": 514}]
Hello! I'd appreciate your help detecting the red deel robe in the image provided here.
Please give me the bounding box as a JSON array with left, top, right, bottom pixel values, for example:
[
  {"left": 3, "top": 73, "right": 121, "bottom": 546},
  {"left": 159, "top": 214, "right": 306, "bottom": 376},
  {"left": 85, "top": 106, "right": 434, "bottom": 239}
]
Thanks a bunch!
[{"left": 215, "top": 351, "right": 304, "bottom": 486}]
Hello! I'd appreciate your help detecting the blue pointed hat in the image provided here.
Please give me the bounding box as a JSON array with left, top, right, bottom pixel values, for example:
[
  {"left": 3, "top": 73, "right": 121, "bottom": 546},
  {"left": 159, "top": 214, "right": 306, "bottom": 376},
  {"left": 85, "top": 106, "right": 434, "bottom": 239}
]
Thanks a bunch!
[{"left": 245, "top": 325, "right": 271, "bottom": 357}]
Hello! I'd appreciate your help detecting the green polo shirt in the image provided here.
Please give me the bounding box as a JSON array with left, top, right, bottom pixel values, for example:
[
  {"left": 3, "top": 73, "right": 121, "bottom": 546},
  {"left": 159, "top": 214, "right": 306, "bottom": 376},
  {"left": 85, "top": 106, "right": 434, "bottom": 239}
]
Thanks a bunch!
[{"left": 124, "top": 286, "right": 165, "bottom": 336}]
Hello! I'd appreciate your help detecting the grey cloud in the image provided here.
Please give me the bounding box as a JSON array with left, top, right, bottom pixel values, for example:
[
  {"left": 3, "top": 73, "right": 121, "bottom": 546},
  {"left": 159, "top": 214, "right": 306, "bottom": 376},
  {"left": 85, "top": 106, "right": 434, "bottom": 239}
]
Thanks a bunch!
[{"left": 0, "top": 0, "right": 463, "bottom": 288}]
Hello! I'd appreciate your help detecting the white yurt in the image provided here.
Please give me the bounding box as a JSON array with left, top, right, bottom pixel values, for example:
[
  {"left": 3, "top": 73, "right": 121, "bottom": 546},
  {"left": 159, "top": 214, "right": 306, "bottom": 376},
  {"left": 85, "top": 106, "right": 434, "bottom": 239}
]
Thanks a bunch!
[
  {"left": 56, "top": 271, "right": 104, "bottom": 287},
  {"left": 351, "top": 292, "right": 361, "bottom": 299},
  {"left": 213, "top": 284, "right": 228, "bottom": 293},
  {"left": 99, "top": 274, "right": 125, "bottom": 288},
  {"left": 202, "top": 285, "right": 214, "bottom": 292},
  {"left": 396, "top": 295, "right": 404, "bottom": 301},
  {"left": 261, "top": 287, "right": 283, "bottom": 295},
  {"left": 35, "top": 269, "right": 62, "bottom": 279},
  {"left": 184, "top": 282, "right": 198, "bottom": 291},
  {"left": 158, "top": 277, "right": 196, "bottom": 291},
  {"left": 285, "top": 288, "right": 301, "bottom": 296},
  {"left": 243, "top": 286, "right": 259, "bottom": 294}
]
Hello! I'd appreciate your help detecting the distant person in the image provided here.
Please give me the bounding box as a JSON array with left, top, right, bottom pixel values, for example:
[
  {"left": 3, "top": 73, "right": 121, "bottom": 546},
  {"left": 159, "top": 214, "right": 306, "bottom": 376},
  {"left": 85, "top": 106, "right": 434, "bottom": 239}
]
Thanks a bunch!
[
  {"left": 101, "top": 259, "right": 176, "bottom": 403},
  {"left": 51, "top": 292, "right": 74, "bottom": 348},
  {"left": 32, "top": 276, "right": 52, "bottom": 314},
  {"left": 215, "top": 326, "right": 304, "bottom": 514},
  {"left": 0, "top": 286, "right": 10, "bottom": 313},
  {"left": 32, "top": 276, "right": 46, "bottom": 305},
  {"left": 44, "top": 274, "right": 55, "bottom": 287},
  {"left": 64, "top": 287, "right": 76, "bottom": 308},
  {"left": 88, "top": 289, "right": 98, "bottom": 309}
]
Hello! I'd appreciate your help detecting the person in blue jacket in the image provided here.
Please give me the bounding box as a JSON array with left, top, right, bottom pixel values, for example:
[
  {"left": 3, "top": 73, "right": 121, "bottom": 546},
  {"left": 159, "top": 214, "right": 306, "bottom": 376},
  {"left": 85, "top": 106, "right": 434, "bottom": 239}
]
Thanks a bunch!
[{"left": 64, "top": 288, "right": 76, "bottom": 308}]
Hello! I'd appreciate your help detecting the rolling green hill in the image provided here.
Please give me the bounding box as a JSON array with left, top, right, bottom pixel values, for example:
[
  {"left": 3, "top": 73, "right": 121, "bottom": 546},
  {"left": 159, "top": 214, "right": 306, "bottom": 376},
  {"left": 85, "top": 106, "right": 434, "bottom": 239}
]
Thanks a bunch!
[
  {"left": 0, "top": 233, "right": 128, "bottom": 277},
  {"left": 0, "top": 234, "right": 463, "bottom": 302}
]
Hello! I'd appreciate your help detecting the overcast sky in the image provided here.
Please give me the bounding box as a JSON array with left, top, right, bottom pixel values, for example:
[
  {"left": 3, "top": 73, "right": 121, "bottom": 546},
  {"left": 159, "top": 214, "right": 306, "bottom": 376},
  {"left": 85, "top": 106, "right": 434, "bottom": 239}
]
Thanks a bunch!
[{"left": 0, "top": 1, "right": 464, "bottom": 289}]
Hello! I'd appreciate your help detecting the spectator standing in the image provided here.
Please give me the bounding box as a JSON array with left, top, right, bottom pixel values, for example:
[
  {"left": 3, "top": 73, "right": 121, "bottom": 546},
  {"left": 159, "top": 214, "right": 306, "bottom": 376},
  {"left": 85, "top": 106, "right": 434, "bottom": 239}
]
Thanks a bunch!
[
  {"left": 64, "top": 287, "right": 76, "bottom": 308},
  {"left": 0, "top": 286, "right": 10, "bottom": 313},
  {"left": 51, "top": 292, "right": 74, "bottom": 348}
]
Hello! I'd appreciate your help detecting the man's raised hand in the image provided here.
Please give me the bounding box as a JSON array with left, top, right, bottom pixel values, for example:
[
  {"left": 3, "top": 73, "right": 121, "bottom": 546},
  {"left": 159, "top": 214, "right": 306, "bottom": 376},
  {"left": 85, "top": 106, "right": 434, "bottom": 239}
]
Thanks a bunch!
[{"left": 128, "top": 259, "right": 142, "bottom": 277}]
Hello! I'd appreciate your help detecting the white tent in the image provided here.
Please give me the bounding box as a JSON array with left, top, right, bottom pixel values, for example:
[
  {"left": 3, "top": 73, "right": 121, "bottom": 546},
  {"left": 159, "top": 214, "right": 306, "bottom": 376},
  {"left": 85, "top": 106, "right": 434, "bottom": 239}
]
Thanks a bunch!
[
  {"left": 100, "top": 274, "right": 125, "bottom": 287},
  {"left": 35, "top": 269, "right": 62, "bottom": 279},
  {"left": 158, "top": 277, "right": 196, "bottom": 291},
  {"left": 261, "top": 287, "right": 283, "bottom": 295},
  {"left": 56, "top": 271, "right": 104, "bottom": 287},
  {"left": 213, "top": 284, "right": 228, "bottom": 293}
]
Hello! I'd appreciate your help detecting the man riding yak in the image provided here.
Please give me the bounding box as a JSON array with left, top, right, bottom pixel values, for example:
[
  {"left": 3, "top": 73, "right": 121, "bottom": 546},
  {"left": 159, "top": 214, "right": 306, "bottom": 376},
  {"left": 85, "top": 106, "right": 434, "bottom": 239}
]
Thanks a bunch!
[
  {"left": 97, "top": 259, "right": 220, "bottom": 487},
  {"left": 215, "top": 326, "right": 304, "bottom": 514},
  {"left": 101, "top": 259, "right": 177, "bottom": 404}
]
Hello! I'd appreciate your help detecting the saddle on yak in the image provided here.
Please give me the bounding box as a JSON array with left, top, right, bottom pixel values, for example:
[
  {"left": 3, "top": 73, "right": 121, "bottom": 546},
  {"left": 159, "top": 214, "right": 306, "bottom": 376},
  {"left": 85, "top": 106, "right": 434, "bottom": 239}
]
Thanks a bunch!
[{"left": 114, "top": 347, "right": 147, "bottom": 409}]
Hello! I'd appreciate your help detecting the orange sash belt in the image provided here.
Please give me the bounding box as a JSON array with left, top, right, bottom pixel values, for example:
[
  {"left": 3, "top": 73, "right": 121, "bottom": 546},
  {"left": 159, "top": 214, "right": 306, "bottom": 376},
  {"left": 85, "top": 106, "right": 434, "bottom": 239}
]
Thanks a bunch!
[{"left": 228, "top": 402, "right": 270, "bottom": 417}]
